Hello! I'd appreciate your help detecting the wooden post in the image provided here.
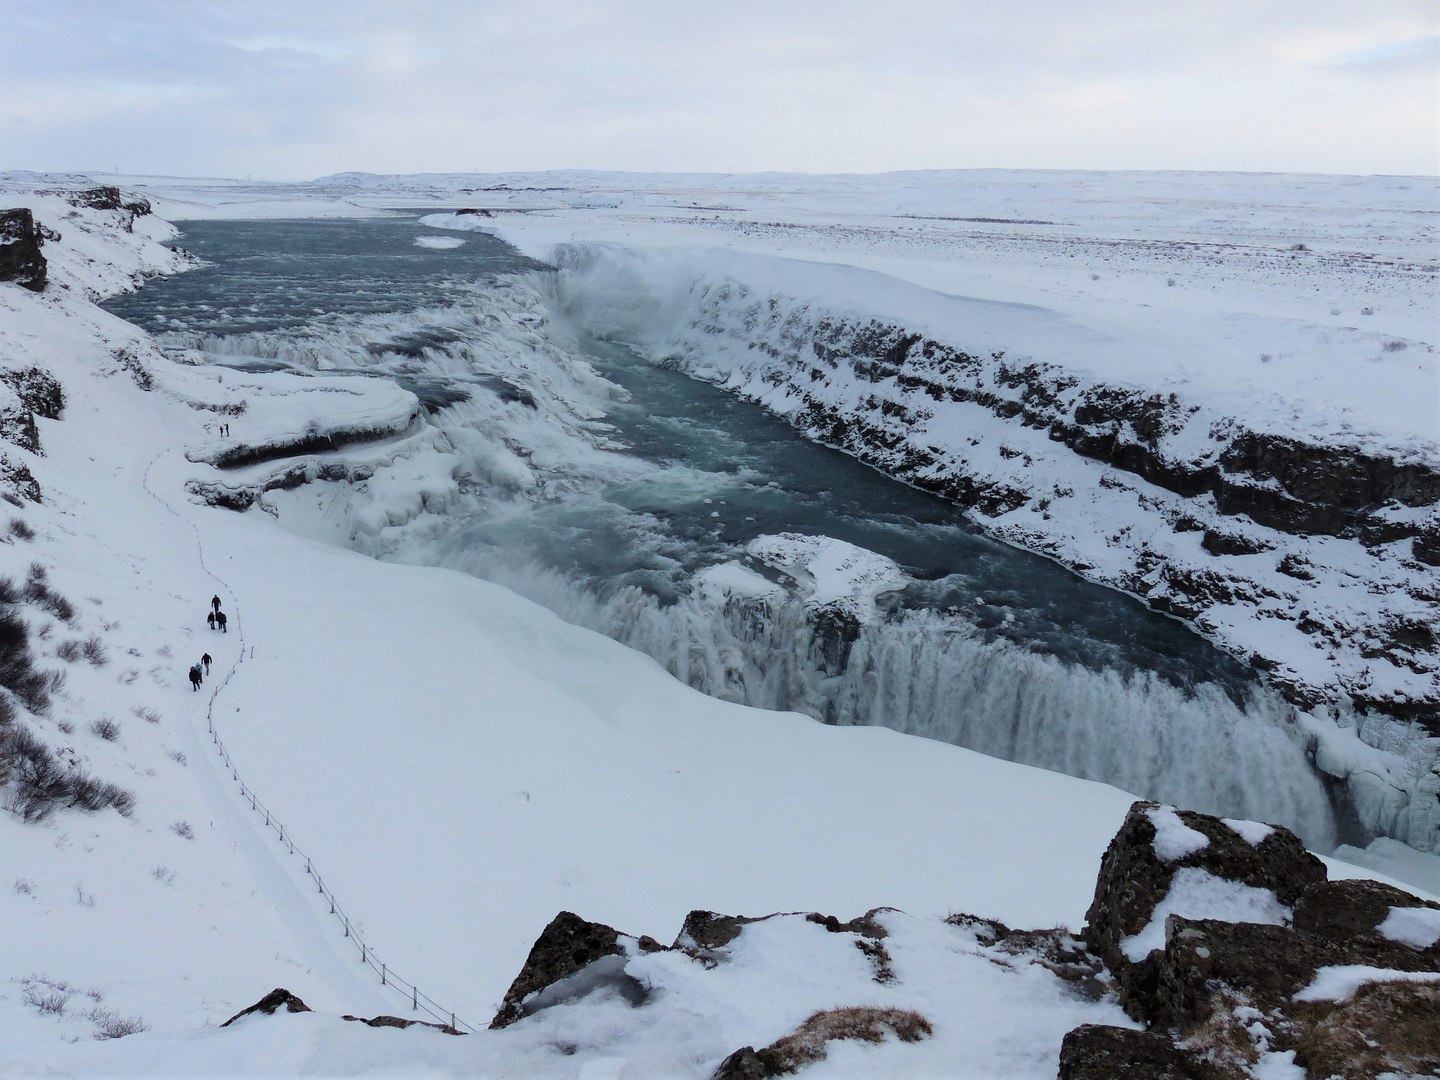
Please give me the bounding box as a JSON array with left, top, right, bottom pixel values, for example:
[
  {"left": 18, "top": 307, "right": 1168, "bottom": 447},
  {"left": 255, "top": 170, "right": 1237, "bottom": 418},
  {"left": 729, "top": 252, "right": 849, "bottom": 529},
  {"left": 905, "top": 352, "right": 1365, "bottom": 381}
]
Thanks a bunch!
[
  {"left": 381, "top": 964, "right": 386, "bottom": 986},
  {"left": 412, "top": 987, "right": 417, "bottom": 1010}
]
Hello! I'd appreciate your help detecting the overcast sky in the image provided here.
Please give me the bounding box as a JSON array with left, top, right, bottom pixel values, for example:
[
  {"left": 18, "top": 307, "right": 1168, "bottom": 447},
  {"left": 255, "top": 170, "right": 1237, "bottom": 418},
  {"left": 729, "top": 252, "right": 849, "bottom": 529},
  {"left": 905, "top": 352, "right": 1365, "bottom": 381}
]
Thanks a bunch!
[{"left": 2, "top": 1, "right": 1435, "bottom": 179}]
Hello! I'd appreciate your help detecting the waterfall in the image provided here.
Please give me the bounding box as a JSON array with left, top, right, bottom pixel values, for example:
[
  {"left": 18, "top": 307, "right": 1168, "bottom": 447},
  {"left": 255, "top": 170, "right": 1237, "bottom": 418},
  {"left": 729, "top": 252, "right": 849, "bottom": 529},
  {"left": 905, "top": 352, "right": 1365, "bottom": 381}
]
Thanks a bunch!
[{"left": 436, "top": 542, "right": 1337, "bottom": 847}]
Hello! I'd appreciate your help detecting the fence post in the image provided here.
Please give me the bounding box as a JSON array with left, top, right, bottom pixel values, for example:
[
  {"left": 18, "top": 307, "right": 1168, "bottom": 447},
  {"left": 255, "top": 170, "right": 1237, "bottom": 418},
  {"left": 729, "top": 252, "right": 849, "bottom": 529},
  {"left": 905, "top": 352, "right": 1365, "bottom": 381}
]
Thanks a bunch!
[
  {"left": 381, "top": 964, "right": 386, "bottom": 986},
  {"left": 344, "top": 918, "right": 349, "bottom": 938},
  {"left": 412, "top": 986, "right": 417, "bottom": 1011},
  {"left": 361, "top": 943, "right": 366, "bottom": 964}
]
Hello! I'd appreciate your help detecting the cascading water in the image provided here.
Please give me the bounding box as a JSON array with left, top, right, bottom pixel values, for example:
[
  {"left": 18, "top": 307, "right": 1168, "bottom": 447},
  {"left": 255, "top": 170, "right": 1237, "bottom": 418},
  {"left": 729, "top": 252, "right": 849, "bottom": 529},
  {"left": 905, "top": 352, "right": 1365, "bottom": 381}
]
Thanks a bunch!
[{"left": 104, "top": 216, "right": 1342, "bottom": 848}]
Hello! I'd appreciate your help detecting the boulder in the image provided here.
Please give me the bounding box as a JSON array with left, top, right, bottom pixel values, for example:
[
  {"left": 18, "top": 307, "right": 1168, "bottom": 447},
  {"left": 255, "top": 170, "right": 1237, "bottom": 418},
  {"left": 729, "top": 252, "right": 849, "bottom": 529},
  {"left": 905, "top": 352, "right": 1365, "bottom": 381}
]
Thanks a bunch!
[
  {"left": 1294, "top": 876, "right": 1440, "bottom": 964},
  {"left": 220, "top": 987, "right": 311, "bottom": 1027},
  {"left": 1057, "top": 1024, "right": 1204, "bottom": 1080},
  {"left": 489, "top": 911, "right": 664, "bottom": 1029},
  {"left": 1082, "top": 800, "right": 1324, "bottom": 1017},
  {"left": 675, "top": 909, "right": 765, "bottom": 952},
  {"left": 0, "top": 209, "right": 48, "bottom": 292},
  {"left": 1154, "top": 916, "right": 1341, "bottom": 1028},
  {"left": 1060, "top": 801, "right": 1440, "bottom": 1078}
]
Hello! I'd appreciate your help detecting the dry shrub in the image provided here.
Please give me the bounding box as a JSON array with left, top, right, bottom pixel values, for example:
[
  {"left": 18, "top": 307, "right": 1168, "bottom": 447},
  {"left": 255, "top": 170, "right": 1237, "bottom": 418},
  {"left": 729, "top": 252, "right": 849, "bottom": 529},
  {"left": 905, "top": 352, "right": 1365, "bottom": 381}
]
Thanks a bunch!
[
  {"left": 81, "top": 635, "right": 108, "bottom": 667},
  {"left": 1, "top": 724, "right": 135, "bottom": 821}
]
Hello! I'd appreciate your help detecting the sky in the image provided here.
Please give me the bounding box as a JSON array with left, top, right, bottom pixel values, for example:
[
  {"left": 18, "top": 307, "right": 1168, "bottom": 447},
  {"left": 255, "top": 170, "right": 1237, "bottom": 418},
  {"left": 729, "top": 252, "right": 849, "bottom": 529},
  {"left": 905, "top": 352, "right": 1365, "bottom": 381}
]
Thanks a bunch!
[{"left": 1, "top": 0, "right": 1435, "bottom": 179}]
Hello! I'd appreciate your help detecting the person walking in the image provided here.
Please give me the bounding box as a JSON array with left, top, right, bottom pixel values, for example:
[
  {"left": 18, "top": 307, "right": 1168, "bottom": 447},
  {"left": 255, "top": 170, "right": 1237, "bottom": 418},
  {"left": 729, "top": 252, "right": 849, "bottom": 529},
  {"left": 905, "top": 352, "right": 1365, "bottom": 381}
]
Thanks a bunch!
[
  {"left": 201, "top": 652, "right": 212, "bottom": 675},
  {"left": 206, "top": 610, "right": 216, "bottom": 630},
  {"left": 211, "top": 595, "right": 222, "bottom": 614},
  {"left": 216, "top": 611, "right": 228, "bottom": 634},
  {"left": 189, "top": 664, "right": 203, "bottom": 691}
]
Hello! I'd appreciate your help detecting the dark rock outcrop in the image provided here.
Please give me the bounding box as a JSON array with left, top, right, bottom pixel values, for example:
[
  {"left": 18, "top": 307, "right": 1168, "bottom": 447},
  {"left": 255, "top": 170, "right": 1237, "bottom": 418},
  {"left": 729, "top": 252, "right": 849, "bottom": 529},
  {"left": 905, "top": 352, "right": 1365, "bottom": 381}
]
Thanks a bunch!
[
  {"left": 489, "top": 911, "right": 664, "bottom": 1029},
  {"left": 1063, "top": 800, "right": 1440, "bottom": 1078},
  {"left": 68, "top": 186, "right": 152, "bottom": 229},
  {"left": 341, "top": 1012, "right": 462, "bottom": 1035},
  {"left": 221, "top": 987, "right": 311, "bottom": 1026},
  {"left": 674, "top": 909, "right": 767, "bottom": 952},
  {"left": 1083, "top": 800, "right": 1324, "bottom": 1017},
  {"left": 0, "top": 209, "right": 48, "bottom": 292},
  {"left": 1, "top": 368, "right": 65, "bottom": 420},
  {"left": 1057, "top": 1024, "right": 1204, "bottom": 1080},
  {"left": 1293, "top": 876, "right": 1440, "bottom": 965}
]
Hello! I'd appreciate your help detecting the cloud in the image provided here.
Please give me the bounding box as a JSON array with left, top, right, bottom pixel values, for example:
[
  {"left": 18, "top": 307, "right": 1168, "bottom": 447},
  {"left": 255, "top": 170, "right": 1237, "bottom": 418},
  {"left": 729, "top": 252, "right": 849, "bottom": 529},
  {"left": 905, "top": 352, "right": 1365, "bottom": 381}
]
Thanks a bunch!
[{"left": 0, "top": 0, "right": 1434, "bottom": 177}]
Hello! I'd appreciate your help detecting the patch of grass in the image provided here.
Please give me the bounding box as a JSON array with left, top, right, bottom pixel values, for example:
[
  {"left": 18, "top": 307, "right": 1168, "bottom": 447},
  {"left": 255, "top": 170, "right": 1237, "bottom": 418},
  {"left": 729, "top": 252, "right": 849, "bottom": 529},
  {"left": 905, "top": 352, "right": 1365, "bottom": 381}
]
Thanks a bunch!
[
  {"left": 88, "top": 717, "right": 120, "bottom": 742},
  {"left": 149, "top": 864, "right": 175, "bottom": 885},
  {"left": 8, "top": 517, "right": 34, "bottom": 541},
  {"left": 73, "top": 883, "right": 95, "bottom": 907},
  {"left": 131, "top": 705, "right": 161, "bottom": 724},
  {"left": 165, "top": 749, "right": 186, "bottom": 766},
  {"left": 753, "top": 1007, "right": 933, "bottom": 1074},
  {"left": 14, "top": 876, "right": 35, "bottom": 895},
  {"left": 55, "top": 639, "right": 83, "bottom": 662},
  {"left": 170, "top": 820, "right": 194, "bottom": 840}
]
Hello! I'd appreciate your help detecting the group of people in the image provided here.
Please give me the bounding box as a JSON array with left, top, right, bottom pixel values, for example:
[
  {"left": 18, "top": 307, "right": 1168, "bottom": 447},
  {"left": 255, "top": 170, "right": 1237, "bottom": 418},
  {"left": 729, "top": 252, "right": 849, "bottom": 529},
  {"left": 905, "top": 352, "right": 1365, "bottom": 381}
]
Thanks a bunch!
[
  {"left": 207, "top": 593, "right": 229, "bottom": 633},
  {"left": 188, "top": 594, "right": 225, "bottom": 691},
  {"left": 218, "top": 422, "right": 232, "bottom": 437}
]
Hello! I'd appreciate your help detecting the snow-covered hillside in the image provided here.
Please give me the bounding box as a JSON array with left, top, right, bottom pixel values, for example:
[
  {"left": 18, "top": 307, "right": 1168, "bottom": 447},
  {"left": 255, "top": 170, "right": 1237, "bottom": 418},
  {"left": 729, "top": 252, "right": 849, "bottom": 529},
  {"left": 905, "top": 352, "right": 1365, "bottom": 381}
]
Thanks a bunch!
[{"left": 1, "top": 174, "right": 1437, "bottom": 1078}]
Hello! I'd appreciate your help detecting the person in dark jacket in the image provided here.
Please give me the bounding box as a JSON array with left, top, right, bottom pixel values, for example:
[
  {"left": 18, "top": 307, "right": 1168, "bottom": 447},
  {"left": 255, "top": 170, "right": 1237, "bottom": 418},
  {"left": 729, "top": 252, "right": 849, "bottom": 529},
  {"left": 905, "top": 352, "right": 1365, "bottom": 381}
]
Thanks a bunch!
[
  {"left": 189, "top": 664, "right": 203, "bottom": 691},
  {"left": 216, "top": 611, "right": 227, "bottom": 633},
  {"left": 201, "top": 652, "right": 212, "bottom": 675},
  {"left": 211, "top": 594, "right": 222, "bottom": 613},
  {"left": 206, "top": 610, "right": 216, "bottom": 630}
]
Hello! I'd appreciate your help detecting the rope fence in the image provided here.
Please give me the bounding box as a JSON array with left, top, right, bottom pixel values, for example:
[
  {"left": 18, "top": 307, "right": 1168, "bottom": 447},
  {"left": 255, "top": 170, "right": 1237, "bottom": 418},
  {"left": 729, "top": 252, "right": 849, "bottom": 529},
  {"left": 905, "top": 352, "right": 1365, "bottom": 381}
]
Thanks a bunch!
[{"left": 143, "top": 454, "right": 478, "bottom": 1033}]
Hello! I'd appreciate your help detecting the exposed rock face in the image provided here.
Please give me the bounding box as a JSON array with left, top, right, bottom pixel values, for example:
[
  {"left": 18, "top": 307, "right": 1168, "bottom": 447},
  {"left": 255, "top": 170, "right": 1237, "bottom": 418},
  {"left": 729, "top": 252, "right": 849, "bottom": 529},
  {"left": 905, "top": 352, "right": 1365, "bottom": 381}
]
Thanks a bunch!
[
  {"left": 1067, "top": 800, "right": 1440, "bottom": 1078},
  {"left": 68, "top": 186, "right": 153, "bottom": 230},
  {"left": 1, "top": 367, "right": 66, "bottom": 421},
  {"left": 0, "top": 209, "right": 49, "bottom": 292},
  {"left": 341, "top": 1012, "right": 462, "bottom": 1035},
  {"left": 1083, "top": 800, "right": 1324, "bottom": 1017},
  {"left": 489, "top": 911, "right": 664, "bottom": 1029},
  {"left": 1058, "top": 1024, "right": 1204, "bottom": 1079},
  {"left": 220, "top": 987, "right": 311, "bottom": 1026},
  {"left": 1293, "top": 877, "right": 1440, "bottom": 965}
]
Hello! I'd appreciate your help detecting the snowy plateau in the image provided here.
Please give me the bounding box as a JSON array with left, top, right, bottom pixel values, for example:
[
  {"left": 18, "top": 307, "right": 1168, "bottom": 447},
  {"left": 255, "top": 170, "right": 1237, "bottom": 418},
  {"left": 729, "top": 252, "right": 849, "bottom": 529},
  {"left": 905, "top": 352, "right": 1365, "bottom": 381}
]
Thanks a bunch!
[{"left": 0, "top": 170, "right": 1436, "bottom": 1078}]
